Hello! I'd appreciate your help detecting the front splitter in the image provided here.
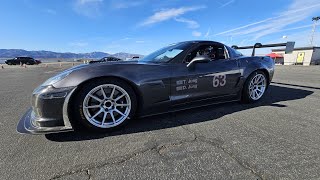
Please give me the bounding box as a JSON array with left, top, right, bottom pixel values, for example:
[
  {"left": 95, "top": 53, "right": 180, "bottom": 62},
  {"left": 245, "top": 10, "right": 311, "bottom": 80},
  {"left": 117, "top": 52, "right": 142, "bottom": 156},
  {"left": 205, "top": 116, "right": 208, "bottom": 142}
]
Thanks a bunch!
[{"left": 17, "top": 108, "right": 73, "bottom": 135}]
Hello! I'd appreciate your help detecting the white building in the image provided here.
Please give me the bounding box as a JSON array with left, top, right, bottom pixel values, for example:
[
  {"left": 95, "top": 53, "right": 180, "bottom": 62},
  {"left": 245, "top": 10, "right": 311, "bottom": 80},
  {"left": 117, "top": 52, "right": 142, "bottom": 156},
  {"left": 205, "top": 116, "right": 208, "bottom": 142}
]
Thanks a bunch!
[{"left": 272, "top": 47, "right": 320, "bottom": 66}]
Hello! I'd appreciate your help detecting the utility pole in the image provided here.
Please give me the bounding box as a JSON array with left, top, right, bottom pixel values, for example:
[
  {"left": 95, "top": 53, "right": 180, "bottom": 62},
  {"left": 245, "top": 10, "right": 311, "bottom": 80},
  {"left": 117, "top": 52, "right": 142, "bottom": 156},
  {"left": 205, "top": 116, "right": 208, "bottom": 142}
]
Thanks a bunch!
[{"left": 310, "top": 16, "right": 320, "bottom": 46}]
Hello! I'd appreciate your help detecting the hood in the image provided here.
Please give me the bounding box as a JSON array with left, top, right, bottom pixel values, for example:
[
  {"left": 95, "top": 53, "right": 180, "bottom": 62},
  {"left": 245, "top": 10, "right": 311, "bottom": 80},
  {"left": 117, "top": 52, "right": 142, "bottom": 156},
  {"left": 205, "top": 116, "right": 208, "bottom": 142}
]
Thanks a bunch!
[
  {"left": 90, "top": 60, "right": 139, "bottom": 64},
  {"left": 86, "top": 60, "right": 159, "bottom": 67},
  {"left": 65, "top": 60, "right": 161, "bottom": 75}
]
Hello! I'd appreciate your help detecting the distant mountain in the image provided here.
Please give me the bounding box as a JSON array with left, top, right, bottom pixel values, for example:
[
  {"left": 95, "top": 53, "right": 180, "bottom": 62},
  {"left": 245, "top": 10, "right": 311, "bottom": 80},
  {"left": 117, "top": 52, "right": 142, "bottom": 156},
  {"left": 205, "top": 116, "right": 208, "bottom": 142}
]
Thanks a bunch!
[{"left": 0, "top": 49, "right": 143, "bottom": 60}]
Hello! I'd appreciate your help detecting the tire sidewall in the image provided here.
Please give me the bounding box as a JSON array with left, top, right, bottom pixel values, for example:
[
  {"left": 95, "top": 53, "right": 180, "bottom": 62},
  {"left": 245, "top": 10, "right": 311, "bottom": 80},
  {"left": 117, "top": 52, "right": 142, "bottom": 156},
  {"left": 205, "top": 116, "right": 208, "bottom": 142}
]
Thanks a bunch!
[{"left": 70, "top": 78, "right": 137, "bottom": 132}]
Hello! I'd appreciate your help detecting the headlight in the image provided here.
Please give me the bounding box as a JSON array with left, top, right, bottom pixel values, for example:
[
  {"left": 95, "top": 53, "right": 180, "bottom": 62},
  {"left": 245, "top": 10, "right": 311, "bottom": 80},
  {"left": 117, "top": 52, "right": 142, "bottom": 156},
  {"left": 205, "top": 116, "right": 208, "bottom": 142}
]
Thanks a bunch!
[{"left": 41, "top": 70, "right": 72, "bottom": 86}]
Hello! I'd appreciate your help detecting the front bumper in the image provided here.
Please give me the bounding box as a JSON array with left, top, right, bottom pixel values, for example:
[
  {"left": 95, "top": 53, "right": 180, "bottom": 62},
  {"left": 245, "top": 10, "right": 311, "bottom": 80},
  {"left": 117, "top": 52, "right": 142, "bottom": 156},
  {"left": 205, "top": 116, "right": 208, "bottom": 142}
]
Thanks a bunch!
[{"left": 17, "top": 85, "right": 76, "bottom": 134}]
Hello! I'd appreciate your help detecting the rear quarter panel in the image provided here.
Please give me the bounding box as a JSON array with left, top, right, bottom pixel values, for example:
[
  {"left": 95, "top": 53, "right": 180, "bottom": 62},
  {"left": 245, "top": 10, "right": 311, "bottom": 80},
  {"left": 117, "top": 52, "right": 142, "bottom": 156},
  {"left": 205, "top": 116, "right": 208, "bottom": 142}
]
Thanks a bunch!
[{"left": 238, "top": 56, "right": 275, "bottom": 84}]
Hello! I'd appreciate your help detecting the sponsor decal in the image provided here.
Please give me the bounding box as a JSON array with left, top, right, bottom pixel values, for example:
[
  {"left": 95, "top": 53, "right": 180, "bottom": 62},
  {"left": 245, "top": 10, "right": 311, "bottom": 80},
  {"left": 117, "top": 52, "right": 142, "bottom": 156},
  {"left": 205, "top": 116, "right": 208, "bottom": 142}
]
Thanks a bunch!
[{"left": 176, "top": 78, "right": 198, "bottom": 91}]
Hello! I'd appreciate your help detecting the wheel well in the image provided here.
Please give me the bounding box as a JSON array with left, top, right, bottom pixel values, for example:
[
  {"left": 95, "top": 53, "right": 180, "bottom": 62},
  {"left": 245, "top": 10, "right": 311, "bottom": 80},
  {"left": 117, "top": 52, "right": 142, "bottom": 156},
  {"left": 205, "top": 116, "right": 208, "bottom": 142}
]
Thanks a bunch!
[
  {"left": 68, "top": 76, "right": 143, "bottom": 118},
  {"left": 245, "top": 69, "right": 270, "bottom": 85}
]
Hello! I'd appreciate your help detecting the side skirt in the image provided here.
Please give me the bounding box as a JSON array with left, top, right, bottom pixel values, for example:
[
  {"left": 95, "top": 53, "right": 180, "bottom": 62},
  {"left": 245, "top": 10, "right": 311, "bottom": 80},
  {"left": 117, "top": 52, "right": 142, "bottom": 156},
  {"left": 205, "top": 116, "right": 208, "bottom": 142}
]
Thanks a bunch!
[{"left": 139, "top": 94, "right": 241, "bottom": 118}]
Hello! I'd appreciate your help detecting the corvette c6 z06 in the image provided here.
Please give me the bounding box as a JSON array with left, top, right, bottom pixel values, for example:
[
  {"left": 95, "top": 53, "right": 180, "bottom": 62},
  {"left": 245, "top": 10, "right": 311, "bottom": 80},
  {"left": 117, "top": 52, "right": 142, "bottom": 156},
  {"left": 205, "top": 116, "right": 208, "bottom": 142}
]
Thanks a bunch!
[{"left": 17, "top": 40, "right": 277, "bottom": 134}]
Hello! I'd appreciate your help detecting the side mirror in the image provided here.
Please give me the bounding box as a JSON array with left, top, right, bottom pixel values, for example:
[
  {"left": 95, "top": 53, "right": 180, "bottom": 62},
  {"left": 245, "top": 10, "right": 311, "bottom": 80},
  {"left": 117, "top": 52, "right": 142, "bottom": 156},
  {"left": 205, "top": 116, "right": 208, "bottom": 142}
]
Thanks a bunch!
[{"left": 187, "top": 56, "right": 210, "bottom": 68}]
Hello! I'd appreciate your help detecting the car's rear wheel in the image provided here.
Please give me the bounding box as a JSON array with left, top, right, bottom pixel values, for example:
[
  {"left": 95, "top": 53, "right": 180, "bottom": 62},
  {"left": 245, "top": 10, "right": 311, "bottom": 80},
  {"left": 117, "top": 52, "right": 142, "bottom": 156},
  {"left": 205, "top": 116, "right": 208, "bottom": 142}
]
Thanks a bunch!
[
  {"left": 71, "top": 79, "right": 137, "bottom": 132},
  {"left": 241, "top": 70, "right": 267, "bottom": 103}
]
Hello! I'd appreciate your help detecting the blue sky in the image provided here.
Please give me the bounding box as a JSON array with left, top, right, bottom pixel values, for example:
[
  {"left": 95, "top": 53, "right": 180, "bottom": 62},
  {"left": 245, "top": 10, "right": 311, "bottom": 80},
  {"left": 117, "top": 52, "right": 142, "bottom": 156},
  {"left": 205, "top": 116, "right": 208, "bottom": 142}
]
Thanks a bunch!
[{"left": 0, "top": 0, "right": 319, "bottom": 55}]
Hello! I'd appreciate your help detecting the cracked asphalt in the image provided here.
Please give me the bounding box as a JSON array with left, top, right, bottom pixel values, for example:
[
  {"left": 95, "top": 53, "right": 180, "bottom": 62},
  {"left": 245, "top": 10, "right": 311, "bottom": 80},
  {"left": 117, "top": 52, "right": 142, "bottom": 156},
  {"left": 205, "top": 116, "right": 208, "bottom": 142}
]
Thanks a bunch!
[{"left": 1, "top": 65, "right": 320, "bottom": 179}]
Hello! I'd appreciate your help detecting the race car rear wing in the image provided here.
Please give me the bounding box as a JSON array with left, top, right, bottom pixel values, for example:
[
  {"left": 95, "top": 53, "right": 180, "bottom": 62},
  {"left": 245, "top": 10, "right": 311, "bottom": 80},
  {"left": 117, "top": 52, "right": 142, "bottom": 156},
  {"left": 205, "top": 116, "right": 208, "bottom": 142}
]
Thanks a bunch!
[{"left": 231, "top": 42, "right": 295, "bottom": 56}]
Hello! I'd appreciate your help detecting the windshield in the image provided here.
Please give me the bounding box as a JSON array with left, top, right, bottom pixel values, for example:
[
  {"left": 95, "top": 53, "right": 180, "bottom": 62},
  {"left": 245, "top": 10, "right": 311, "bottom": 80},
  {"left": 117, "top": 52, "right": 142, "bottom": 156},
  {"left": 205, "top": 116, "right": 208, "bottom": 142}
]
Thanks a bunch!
[{"left": 139, "top": 42, "right": 191, "bottom": 63}]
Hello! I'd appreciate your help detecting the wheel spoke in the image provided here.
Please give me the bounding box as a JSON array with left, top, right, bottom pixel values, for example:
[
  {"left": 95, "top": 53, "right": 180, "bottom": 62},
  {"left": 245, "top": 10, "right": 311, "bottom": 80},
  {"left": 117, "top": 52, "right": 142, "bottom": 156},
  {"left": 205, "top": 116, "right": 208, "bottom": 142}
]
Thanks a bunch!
[
  {"left": 256, "top": 88, "right": 263, "bottom": 92},
  {"left": 110, "top": 111, "right": 116, "bottom": 123},
  {"left": 89, "top": 94, "right": 103, "bottom": 102},
  {"left": 115, "top": 103, "right": 130, "bottom": 107},
  {"left": 257, "top": 79, "right": 264, "bottom": 84},
  {"left": 91, "top": 109, "right": 103, "bottom": 120},
  {"left": 101, "top": 111, "right": 107, "bottom": 125},
  {"left": 257, "top": 75, "right": 262, "bottom": 83},
  {"left": 250, "top": 90, "right": 254, "bottom": 97},
  {"left": 255, "top": 90, "right": 259, "bottom": 98},
  {"left": 114, "top": 108, "right": 125, "bottom": 117},
  {"left": 84, "top": 105, "right": 100, "bottom": 109},
  {"left": 114, "top": 94, "right": 125, "bottom": 102},
  {"left": 110, "top": 86, "right": 115, "bottom": 99},
  {"left": 101, "top": 87, "right": 107, "bottom": 99}
]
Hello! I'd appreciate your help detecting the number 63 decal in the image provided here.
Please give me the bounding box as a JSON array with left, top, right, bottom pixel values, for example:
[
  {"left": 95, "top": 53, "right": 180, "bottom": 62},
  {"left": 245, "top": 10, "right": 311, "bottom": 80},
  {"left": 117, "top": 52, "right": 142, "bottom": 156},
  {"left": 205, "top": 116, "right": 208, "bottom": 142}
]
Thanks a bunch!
[{"left": 213, "top": 75, "right": 226, "bottom": 87}]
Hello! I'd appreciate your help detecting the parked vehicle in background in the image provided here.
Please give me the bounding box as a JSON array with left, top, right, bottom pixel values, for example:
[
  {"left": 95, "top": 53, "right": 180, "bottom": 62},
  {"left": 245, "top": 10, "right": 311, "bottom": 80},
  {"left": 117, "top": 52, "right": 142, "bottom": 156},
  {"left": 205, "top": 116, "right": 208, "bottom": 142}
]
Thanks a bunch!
[
  {"left": 5, "top": 57, "right": 41, "bottom": 65},
  {"left": 132, "top": 56, "right": 140, "bottom": 59},
  {"left": 35, "top": 59, "right": 41, "bottom": 64}
]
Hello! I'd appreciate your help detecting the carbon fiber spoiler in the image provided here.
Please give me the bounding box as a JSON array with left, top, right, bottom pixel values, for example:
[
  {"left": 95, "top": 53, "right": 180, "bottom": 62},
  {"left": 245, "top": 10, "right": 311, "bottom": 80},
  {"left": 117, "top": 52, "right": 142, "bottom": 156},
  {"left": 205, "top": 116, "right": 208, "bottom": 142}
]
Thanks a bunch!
[{"left": 231, "top": 42, "right": 295, "bottom": 56}]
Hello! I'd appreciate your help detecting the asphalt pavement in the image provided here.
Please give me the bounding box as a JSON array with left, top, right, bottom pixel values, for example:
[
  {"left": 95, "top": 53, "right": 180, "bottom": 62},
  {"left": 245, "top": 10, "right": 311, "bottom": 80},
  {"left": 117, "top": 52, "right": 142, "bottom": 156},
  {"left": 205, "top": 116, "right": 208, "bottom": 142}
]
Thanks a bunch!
[{"left": 0, "top": 65, "right": 320, "bottom": 179}]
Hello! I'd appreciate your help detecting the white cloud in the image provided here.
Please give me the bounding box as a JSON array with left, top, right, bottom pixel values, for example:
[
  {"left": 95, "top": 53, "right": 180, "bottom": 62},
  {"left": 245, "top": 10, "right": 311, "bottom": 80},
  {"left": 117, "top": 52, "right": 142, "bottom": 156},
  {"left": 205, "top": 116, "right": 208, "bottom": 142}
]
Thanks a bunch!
[
  {"left": 268, "top": 30, "right": 320, "bottom": 47},
  {"left": 120, "top": 37, "right": 132, "bottom": 41},
  {"left": 215, "top": 0, "right": 320, "bottom": 40},
  {"left": 219, "top": 0, "right": 235, "bottom": 8},
  {"left": 174, "top": 17, "right": 199, "bottom": 29},
  {"left": 135, "top": 40, "right": 145, "bottom": 43},
  {"left": 140, "top": 6, "right": 205, "bottom": 26},
  {"left": 205, "top": 27, "right": 211, "bottom": 38},
  {"left": 192, "top": 31, "right": 202, "bottom": 37},
  {"left": 73, "top": 0, "right": 104, "bottom": 17}
]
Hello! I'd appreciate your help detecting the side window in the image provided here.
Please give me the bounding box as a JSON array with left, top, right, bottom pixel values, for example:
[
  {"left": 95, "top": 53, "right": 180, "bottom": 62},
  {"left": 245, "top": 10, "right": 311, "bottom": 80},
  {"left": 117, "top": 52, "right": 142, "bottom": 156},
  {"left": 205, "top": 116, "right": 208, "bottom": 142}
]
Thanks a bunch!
[
  {"left": 154, "top": 49, "right": 184, "bottom": 62},
  {"left": 184, "top": 44, "right": 227, "bottom": 63}
]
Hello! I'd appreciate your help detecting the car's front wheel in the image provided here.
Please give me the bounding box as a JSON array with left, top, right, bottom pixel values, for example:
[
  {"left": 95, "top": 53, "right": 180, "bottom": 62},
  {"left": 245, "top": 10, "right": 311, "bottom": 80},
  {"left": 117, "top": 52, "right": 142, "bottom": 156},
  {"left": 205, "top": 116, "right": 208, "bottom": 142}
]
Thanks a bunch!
[
  {"left": 241, "top": 70, "right": 267, "bottom": 103},
  {"left": 71, "top": 79, "right": 137, "bottom": 132}
]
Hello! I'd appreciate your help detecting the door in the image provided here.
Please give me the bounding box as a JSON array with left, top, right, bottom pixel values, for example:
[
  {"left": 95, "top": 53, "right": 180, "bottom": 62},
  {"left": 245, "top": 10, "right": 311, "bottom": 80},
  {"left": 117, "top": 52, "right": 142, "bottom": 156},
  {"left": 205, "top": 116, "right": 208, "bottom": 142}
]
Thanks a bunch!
[
  {"left": 170, "top": 44, "right": 241, "bottom": 105},
  {"left": 19, "top": 57, "right": 26, "bottom": 64}
]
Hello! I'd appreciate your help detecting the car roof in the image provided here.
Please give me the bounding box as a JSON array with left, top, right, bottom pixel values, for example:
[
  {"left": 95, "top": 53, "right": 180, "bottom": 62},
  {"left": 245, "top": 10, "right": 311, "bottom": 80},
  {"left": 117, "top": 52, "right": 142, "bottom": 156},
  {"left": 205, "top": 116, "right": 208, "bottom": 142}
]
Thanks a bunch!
[{"left": 173, "top": 40, "right": 223, "bottom": 45}]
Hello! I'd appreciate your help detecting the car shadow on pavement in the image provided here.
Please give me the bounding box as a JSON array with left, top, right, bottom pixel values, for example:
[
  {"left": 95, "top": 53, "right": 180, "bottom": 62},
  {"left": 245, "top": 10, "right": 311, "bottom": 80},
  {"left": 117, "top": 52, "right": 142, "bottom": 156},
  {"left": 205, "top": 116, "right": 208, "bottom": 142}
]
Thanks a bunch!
[{"left": 45, "top": 84, "right": 313, "bottom": 142}]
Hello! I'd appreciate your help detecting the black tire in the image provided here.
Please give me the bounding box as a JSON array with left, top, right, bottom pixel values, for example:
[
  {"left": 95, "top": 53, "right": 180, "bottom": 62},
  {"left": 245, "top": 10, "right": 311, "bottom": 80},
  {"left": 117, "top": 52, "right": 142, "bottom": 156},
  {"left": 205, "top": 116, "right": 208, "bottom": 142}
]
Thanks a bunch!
[
  {"left": 70, "top": 78, "right": 137, "bottom": 132},
  {"left": 241, "top": 70, "right": 267, "bottom": 103}
]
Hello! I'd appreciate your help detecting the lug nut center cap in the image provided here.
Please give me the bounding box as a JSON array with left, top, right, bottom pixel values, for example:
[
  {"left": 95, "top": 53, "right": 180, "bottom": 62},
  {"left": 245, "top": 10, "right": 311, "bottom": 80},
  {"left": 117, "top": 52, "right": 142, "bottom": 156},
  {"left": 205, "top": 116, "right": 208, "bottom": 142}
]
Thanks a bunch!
[{"left": 103, "top": 100, "right": 113, "bottom": 109}]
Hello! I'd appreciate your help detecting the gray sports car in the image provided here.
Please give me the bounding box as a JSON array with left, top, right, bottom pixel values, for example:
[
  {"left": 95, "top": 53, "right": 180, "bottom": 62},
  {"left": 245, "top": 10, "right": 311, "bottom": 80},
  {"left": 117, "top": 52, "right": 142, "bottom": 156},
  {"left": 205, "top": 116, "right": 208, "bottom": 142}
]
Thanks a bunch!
[{"left": 17, "top": 40, "right": 288, "bottom": 135}]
